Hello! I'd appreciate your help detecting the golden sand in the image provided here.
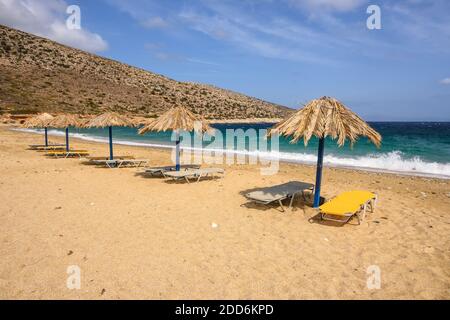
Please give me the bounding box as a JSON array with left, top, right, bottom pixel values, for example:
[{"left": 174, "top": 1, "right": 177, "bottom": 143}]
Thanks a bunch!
[{"left": 0, "top": 125, "right": 449, "bottom": 299}]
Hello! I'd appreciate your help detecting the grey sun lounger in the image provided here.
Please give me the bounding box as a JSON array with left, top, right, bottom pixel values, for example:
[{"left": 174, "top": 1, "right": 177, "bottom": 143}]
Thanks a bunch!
[
  {"left": 164, "top": 168, "right": 225, "bottom": 183},
  {"left": 143, "top": 164, "right": 201, "bottom": 176},
  {"left": 244, "top": 181, "right": 315, "bottom": 212},
  {"left": 93, "top": 159, "right": 149, "bottom": 168}
]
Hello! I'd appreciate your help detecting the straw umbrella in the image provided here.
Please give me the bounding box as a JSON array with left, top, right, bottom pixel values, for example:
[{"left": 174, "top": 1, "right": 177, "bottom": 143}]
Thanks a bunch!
[
  {"left": 48, "top": 114, "right": 82, "bottom": 152},
  {"left": 22, "top": 113, "right": 54, "bottom": 146},
  {"left": 270, "top": 96, "right": 382, "bottom": 208},
  {"left": 139, "top": 106, "right": 213, "bottom": 171},
  {"left": 83, "top": 112, "right": 135, "bottom": 160}
]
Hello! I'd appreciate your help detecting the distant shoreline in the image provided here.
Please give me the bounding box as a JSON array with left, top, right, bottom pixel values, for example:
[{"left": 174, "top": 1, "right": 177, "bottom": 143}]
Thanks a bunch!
[{"left": 209, "top": 118, "right": 282, "bottom": 124}]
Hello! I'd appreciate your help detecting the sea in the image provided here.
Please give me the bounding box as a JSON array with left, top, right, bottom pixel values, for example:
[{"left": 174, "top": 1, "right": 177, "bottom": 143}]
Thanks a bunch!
[{"left": 17, "top": 122, "right": 450, "bottom": 179}]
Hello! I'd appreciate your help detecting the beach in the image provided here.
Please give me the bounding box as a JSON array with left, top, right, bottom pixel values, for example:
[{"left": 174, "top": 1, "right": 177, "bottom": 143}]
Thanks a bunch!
[{"left": 0, "top": 124, "right": 449, "bottom": 299}]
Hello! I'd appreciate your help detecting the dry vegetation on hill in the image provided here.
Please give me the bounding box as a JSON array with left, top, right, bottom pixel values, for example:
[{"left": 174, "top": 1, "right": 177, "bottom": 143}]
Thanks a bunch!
[{"left": 0, "top": 24, "right": 292, "bottom": 120}]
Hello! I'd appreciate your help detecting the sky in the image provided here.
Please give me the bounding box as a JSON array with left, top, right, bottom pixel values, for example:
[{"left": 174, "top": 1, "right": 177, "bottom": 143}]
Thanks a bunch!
[{"left": 0, "top": 0, "right": 449, "bottom": 121}]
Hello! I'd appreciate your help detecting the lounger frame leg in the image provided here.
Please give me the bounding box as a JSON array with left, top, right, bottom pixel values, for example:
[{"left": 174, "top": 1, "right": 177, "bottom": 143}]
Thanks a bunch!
[
  {"left": 278, "top": 200, "right": 285, "bottom": 212},
  {"left": 289, "top": 194, "right": 296, "bottom": 209}
]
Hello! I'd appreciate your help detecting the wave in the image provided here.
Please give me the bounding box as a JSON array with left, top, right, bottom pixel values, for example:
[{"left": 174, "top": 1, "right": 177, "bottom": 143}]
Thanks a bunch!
[
  {"left": 16, "top": 128, "right": 450, "bottom": 179},
  {"left": 268, "top": 150, "right": 450, "bottom": 178}
]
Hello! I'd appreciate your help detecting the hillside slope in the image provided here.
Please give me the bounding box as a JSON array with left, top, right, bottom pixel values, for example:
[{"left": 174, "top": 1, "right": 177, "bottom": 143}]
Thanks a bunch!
[{"left": 0, "top": 24, "right": 292, "bottom": 120}]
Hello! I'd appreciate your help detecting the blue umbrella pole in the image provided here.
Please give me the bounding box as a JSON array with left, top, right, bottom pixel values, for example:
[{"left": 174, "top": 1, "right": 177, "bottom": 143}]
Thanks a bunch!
[
  {"left": 65, "top": 127, "right": 69, "bottom": 152},
  {"left": 109, "top": 126, "right": 114, "bottom": 160},
  {"left": 44, "top": 127, "right": 48, "bottom": 147},
  {"left": 313, "top": 138, "right": 325, "bottom": 208},
  {"left": 175, "top": 130, "right": 180, "bottom": 171}
]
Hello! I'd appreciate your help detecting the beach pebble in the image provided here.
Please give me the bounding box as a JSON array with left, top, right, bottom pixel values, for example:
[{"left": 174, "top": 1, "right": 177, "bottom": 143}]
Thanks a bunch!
[
  {"left": 420, "top": 192, "right": 427, "bottom": 197},
  {"left": 446, "top": 193, "right": 450, "bottom": 198},
  {"left": 211, "top": 223, "right": 219, "bottom": 229},
  {"left": 90, "top": 202, "right": 95, "bottom": 206},
  {"left": 323, "top": 238, "right": 329, "bottom": 242}
]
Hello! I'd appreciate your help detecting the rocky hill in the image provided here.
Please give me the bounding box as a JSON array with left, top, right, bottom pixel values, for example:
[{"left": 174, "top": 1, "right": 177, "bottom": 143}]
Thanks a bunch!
[{"left": 0, "top": 24, "right": 292, "bottom": 120}]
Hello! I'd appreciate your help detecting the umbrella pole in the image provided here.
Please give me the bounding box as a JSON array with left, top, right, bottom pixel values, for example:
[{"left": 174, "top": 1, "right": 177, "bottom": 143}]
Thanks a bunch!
[
  {"left": 175, "top": 130, "right": 180, "bottom": 171},
  {"left": 65, "top": 127, "right": 69, "bottom": 152},
  {"left": 109, "top": 126, "right": 114, "bottom": 160},
  {"left": 44, "top": 127, "right": 48, "bottom": 147},
  {"left": 313, "top": 138, "right": 325, "bottom": 208}
]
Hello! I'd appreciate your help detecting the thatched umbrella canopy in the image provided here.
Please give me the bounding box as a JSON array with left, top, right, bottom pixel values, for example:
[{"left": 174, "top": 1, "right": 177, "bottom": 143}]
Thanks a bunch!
[
  {"left": 48, "top": 114, "right": 82, "bottom": 151},
  {"left": 270, "top": 96, "right": 382, "bottom": 207},
  {"left": 83, "top": 112, "right": 136, "bottom": 160},
  {"left": 139, "top": 106, "right": 213, "bottom": 171},
  {"left": 139, "top": 106, "right": 213, "bottom": 134},
  {"left": 22, "top": 113, "right": 54, "bottom": 146}
]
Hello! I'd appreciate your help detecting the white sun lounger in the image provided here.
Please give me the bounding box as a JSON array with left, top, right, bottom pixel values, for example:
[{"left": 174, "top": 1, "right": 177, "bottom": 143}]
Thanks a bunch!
[
  {"left": 93, "top": 159, "right": 149, "bottom": 168},
  {"left": 85, "top": 155, "right": 135, "bottom": 161},
  {"left": 164, "top": 168, "right": 225, "bottom": 183},
  {"left": 244, "top": 181, "right": 315, "bottom": 212}
]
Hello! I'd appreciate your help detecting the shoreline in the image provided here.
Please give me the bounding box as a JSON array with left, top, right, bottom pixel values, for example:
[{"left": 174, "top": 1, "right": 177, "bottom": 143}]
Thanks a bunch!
[
  {"left": 208, "top": 118, "right": 283, "bottom": 124},
  {"left": 12, "top": 126, "right": 450, "bottom": 181}
]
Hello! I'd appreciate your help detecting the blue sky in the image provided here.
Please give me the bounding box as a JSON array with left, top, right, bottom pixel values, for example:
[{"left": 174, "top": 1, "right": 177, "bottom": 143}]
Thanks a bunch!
[{"left": 1, "top": 0, "right": 449, "bottom": 121}]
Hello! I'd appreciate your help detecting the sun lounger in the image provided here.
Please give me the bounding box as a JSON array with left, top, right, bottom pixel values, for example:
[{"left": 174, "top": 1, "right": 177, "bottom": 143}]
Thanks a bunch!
[
  {"left": 143, "top": 164, "right": 201, "bottom": 176},
  {"left": 85, "top": 156, "right": 135, "bottom": 161},
  {"left": 244, "top": 181, "right": 315, "bottom": 212},
  {"left": 93, "top": 159, "right": 149, "bottom": 168},
  {"left": 33, "top": 145, "right": 67, "bottom": 151},
  {"left": 29, "top": 144, "right": 65, "bottom": 150},
  {"left": 164, "top": 168, "right": 225, "bottom": 183},
  {"left": 319, "top": 191, "right": 377, "bottom": 225},
  {"left": 46, "top": 150, "right": 90, "bottom": 158}
]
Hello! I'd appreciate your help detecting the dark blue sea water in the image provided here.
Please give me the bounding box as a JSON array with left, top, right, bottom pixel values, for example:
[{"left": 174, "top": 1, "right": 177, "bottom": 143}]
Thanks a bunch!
[{"left": 22, "top": 122, "right": 450, "bottom": 178}]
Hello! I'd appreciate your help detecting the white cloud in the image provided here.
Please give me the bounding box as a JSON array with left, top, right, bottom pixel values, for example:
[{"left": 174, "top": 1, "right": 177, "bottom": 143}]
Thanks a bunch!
[
  {"left": 186, "top": 58, "right": 220, "bottom": 66},
  {"left": 0, "top": 0, "right": 108, "bottom": 52},
  {"left": 384, "top": 1, "right": 450, "bottom": 54},
  {"left": 440, "top": 78, "right": 450, "bottom": 85},
  {"left": 141, "top": 17, "right": 168, "bottom": 29},
  {"left": 288, "top": 0, "right": 367, "bottom": 12},
  {"left": 106, "top": 0, "right": 450, "bottom": 65},
  {"left": 178, "top": 7, "right": 337, "bottom": 65}
]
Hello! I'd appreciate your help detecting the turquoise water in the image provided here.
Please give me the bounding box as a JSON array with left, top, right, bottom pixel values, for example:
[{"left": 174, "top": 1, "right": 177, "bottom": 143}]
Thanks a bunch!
[{"left": 22, "top": 122, "right": 450, "bottom": 178}]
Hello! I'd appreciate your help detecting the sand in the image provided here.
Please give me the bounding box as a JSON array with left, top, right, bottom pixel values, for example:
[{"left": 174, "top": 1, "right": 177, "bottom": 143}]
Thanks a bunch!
[{"left": 0, "top": 125, "right": 449, "bottom": 299}]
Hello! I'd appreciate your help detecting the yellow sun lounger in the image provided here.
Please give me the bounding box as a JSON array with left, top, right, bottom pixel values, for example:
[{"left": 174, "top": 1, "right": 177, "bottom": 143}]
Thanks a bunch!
[
  {"left": 46, "top": 150, "right": 90, "bottom": 158},
  {"left": 29, "top": 144, "right": 65, "bottom": 150},
  {"left": 319, "top": 191, "right": 377, "bottom": 225}
]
